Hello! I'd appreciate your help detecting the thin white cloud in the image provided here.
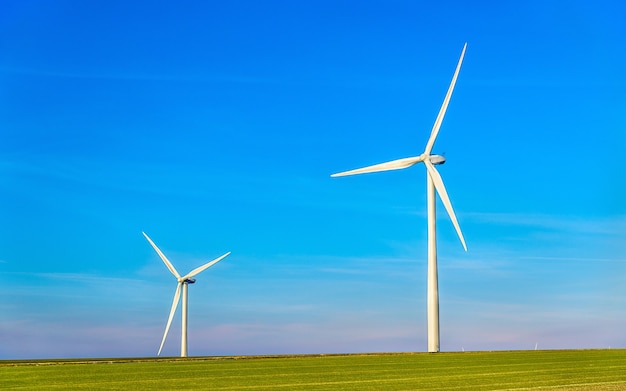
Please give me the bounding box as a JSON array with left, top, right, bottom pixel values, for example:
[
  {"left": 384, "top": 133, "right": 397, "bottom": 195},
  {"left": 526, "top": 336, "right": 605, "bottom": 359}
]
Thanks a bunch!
[
  {"left": 465, "top": 211, "right": 626, "bottom": 235},
  {"left": 519, "top": 255, "right": 626, "bottom": 263},
  {"left": 3, "top": 271, "right": 146, "bottom": 285},
  {"left": 0, "top": 65, "right": 275, "bottom": 84}
]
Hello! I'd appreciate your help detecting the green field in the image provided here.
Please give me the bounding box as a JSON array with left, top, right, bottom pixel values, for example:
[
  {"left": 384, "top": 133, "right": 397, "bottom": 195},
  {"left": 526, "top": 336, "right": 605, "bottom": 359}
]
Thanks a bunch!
[{"left": 2, "top": 350, "right": 626, "bottom": 390}]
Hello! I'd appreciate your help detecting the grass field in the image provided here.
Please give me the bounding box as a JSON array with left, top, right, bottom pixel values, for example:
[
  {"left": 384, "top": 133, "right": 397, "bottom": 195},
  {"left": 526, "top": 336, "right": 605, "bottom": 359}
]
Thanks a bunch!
[{"left": 2, "top": 350, "right": 626, "bottom": 390}]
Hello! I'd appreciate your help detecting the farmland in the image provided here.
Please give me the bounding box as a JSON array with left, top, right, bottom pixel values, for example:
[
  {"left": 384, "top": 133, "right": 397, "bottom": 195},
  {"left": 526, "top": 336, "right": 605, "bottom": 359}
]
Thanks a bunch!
[{"left": 2, "top": 350, "right": 626, "bottom": 390}]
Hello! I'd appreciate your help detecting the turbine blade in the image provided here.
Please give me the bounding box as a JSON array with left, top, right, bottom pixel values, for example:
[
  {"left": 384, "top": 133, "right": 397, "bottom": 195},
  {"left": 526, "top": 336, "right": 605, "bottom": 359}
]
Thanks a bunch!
[
  {"left": 182, "top": 252, "right": 231, "bottom": 280},
  {"left": 423, "top": 43, "right": 467, "bottom": 155},
  {"left": 331, "top": 156, "right": 424, "bottom": 177},
  {"left": 143, "top": 232, "right": 181, "bottom": 279},
  {"left": 158, "top": 282, "right": 182, "bottom": 356},
  {"left": 423, "top": 160, "right": 467, "bottom": 251}
]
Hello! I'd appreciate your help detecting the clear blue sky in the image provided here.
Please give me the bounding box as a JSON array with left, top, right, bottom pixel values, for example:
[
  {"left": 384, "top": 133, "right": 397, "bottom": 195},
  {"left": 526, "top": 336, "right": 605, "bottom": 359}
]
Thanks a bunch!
[{"left": 1, "top": 0, "right": 625, "bottom": 359}]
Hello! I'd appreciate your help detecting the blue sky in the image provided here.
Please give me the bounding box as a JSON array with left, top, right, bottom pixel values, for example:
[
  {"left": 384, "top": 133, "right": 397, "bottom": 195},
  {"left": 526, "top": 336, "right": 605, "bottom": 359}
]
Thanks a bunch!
[{"left": 1, "top": 0, "right": 625, "bottom": 359}]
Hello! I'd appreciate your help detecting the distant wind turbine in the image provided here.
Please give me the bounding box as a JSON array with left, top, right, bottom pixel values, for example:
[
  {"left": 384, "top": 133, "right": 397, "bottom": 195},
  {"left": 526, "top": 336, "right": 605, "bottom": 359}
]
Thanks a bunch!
[
  {"left": 331, "top": 43, "right": 468, "bottom": 353},
  {"left": 143, "top": 232, "right": 230, "bottom": 357}
]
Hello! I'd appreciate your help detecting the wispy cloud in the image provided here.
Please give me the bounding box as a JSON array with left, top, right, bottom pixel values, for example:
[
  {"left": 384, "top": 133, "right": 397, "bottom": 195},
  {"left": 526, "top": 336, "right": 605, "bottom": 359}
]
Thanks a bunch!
[
  {"left": 0, "top": 65, "right": 276, "bottom": 85},
  {"left": 0, "top": 318, "right": 162, "bottom": 359},
  {"left": 519, "top": 255, "right": 626, "bottom": 263},
  {"left": 1, "top": 157, "right": 187, "bottom": 199},
  {"left": 465, "top": 211, "right": 626, "bottom": 235},
  {"left": 3, "top": 271, "right": 146, "bottom": 285}
]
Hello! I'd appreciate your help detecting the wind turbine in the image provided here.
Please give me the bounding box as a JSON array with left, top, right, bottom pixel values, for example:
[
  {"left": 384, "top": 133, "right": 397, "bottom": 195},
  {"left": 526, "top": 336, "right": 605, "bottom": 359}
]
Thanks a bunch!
[
  {"left": 142, "top": 232, "right": 230, "bottom": 357},
  {"left": 331, "top": 43, "right": 468, "bottom": 353}
]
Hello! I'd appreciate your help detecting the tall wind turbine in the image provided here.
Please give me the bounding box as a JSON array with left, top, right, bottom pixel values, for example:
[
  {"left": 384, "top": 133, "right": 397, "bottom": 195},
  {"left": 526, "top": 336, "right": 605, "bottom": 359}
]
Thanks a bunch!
[
  {"left": 143, "top": 232, "right": 230, "bottom": 357},
  {"left": 331, "top": 43, "right": 468, "bottom": 353}
]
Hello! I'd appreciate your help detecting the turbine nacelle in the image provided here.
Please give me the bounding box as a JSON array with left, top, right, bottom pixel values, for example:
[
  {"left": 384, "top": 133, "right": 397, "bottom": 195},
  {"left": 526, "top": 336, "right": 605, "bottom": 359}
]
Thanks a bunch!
[
  {"left": 429, "top": 155, "right": 446, "bottom": 165},
  {"left": 181, "top": 278, "right": 196, "bottom": 284}
]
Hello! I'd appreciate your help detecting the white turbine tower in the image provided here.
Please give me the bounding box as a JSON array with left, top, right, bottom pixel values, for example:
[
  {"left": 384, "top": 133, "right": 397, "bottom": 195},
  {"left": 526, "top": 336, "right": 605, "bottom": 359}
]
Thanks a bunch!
[
  {"left": 143, "top": 232, "right": 230, "bottom": 357},
  {"left": 331, "top": 43, "right": 468, "bottom": 353}
]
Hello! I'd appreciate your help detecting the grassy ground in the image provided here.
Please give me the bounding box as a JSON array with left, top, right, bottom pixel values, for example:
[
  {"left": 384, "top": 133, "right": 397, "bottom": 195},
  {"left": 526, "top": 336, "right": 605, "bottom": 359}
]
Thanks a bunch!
[{"left": 1, "top": 350, "right": 626, "bottom": 390}]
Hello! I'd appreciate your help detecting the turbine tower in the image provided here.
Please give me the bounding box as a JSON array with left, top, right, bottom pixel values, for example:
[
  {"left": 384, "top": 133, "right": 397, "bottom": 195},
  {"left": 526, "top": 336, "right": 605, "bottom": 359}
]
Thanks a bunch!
[
  {"left": 331, "top": 44, "right": 468, "bottom": 353},
  {"left": 143, "top": 232, "right": 230, "bottom": 357}
]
